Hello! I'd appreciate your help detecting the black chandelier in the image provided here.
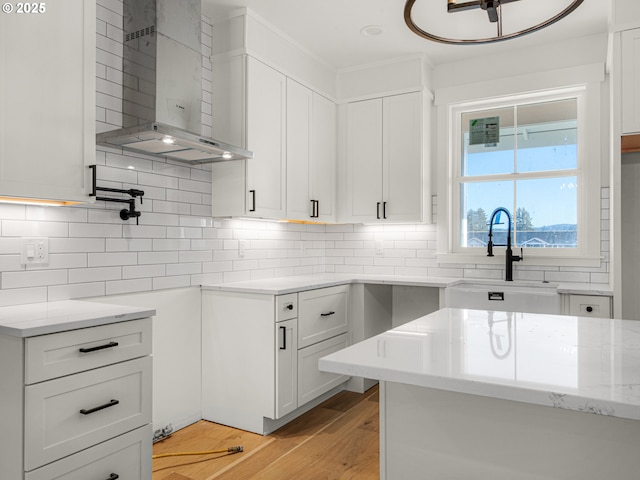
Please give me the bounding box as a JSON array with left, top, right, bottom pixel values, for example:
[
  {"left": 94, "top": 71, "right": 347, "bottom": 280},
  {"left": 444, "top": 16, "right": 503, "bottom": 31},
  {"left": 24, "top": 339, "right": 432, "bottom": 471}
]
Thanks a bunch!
[{"left": 404, "top": 0, "right": 585, "bottom": 45}]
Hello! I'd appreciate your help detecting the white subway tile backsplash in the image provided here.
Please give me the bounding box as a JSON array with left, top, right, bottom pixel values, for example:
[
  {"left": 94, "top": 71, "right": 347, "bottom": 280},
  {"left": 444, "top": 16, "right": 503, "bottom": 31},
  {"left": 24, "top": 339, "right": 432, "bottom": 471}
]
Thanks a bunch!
[
  {"left": 153, "top": 275, "right": 191, "bottom": 290},
  {"left": 89, "top": 252, "right": 137, "bottom": 267},
  {"left": 2, "top": 220, "right": 68, "bottom": 238},
  {"left": 106, "top": 278, "right": 152, "bottom": 296},
  {"left": 0, "top": 287, "right": 47, "bottom": 307},
  {"left": 70, "top": 222, "right": 123, "bottom": 238},
  {"left": 123, "top": 264, "right": 165, "bottom": 279},
  {"left": 3, "top": 270, "right": 68, "bottom": 289},
  {"left": 69, "top": 267, "right": 121, "bottom": 284},
  {"left": 48, "top": 282, "right": 106, "bottom": 302},
  {"left": 138, "top": 251, "right": 180, "bottom": 265}
]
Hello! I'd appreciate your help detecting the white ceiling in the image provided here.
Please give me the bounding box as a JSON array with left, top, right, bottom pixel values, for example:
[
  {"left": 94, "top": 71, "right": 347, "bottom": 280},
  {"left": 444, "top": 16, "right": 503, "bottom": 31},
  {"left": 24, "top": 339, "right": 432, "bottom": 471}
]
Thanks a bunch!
[{"left": 201, "top": 0, "right": 611, "bottom": 70}]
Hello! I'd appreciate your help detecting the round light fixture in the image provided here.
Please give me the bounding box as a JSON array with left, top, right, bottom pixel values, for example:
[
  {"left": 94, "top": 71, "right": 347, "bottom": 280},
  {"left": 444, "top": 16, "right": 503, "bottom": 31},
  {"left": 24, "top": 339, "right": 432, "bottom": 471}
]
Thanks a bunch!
[
  {"left": 404, "top": 0, "right": 584, "bottom": 45},
  {"left": 360, "top": 25, "right": 384, "bottom": 37},
  {"left": 162, "top": 136, "right": 175, "bottom": 144},
  {"left": 222, "top": 152, "right": 233, "bottom": 160}
]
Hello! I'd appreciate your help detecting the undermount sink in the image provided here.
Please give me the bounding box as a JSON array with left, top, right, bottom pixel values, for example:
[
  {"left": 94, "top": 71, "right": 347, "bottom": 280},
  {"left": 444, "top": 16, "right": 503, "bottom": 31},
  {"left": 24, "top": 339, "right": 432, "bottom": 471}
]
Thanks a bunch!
[{"left": 443, "top": 281, "right": 561, "bottom": 314}]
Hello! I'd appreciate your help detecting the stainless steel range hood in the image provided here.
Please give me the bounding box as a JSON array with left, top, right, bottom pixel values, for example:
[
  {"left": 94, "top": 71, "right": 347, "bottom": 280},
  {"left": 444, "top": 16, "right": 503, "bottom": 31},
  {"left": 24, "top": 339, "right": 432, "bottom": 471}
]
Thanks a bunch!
[{"left": 96, "top": 0, "right": 253, "bottom": 165}]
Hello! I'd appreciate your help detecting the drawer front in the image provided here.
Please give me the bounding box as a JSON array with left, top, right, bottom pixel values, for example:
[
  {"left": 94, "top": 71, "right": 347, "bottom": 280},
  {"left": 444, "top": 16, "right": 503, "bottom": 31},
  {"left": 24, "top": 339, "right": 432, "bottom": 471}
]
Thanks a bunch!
[
  {"left": 298, "top": 285, "right": 348, "bottom": 348},
  {"left": 276, "top": 293, "right": 298, "bottom": 322},
  {"left": 25, "top": 318, "right": 152, "bottom": 384},
  {"left": 25, "top": 425, "right": 152, "bottom": 480},
  {"left": 298, "top": 333, "right": 349, "bottom": 406},
  {"left": 25, "top": 356, "right": 152, "bottom": 471},
  {"left": 568, "top": 295, "right": 612, "bottom": 318}
]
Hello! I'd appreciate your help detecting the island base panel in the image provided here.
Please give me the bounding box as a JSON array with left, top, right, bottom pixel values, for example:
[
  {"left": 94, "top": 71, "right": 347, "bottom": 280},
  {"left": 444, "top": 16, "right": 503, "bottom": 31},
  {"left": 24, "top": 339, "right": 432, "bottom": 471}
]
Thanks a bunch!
[{"left": 381, "top": 382, "right": 640, "bottom": 480}]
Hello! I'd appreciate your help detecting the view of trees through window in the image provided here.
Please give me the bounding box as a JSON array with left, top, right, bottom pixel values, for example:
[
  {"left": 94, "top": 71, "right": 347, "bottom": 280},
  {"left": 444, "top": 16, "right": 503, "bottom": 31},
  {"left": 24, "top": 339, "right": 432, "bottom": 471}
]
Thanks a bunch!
[{"left": 458, "top": 97, "right": 579, "bottom": 250}]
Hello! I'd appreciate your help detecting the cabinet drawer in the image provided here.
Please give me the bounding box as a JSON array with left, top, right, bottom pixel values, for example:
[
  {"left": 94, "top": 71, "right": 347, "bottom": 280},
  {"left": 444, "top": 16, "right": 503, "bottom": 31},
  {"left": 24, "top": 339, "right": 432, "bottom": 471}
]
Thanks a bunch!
[
  {"left": 298, "top": 333, "right": 349, "bottom": 406},
  {"left": 25, "top": 356, "right": 152, "bottom": 471},
  {"left": 276, "top": 293, "right": 298, "bottom": 322},
  {"left": 25, "top": 425, "right": 152, "bottom": 480},
  {"left": 25, "top": 318, "right": 152, "bottom": 384},
  {"left": 568, "top": 295, "right": 612, "bottom": 318},
  {"left": 298, "top": 285, "right": 348, "bottom": 348}
]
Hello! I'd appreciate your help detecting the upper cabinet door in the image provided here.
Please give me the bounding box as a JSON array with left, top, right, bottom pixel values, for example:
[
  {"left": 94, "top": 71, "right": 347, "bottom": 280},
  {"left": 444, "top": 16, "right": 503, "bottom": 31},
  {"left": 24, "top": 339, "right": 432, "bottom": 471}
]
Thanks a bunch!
[
  {"left": 246, "top": 57, "right": 287, "bottom": 218},
  {"left": 287, "top": 82, "right": 337, "bottom": 223},
  {"left": 310, "top": 93, "right": 337, "bottom": 222},
  {"left": 0, "top": 0, "right": 95, "bottom": 204},
  {"left": 383, "top": 92, "right": 424, "bottom": 222},
  {"left": 346, "top": 98, "right": 384, "bottom": 222},
  {"left": 622, "top": 29, "right": 640, "bottom": 135},
  {"left": 286, "top": 79, "right": 313, "bottom": 221}
]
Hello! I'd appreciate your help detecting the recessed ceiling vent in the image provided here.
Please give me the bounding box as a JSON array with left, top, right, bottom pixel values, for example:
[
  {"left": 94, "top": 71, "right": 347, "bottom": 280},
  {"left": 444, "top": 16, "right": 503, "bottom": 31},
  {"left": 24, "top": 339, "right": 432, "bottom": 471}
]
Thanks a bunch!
[{"left": 96, "top": 0, "right": 253, "bottom": 165}]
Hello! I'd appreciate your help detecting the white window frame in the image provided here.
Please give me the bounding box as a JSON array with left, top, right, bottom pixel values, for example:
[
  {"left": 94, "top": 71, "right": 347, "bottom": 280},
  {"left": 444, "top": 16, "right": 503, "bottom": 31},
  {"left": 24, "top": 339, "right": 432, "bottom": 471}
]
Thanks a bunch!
[{"left": 437, "top": 83, "right": 602, "bottom": 268}]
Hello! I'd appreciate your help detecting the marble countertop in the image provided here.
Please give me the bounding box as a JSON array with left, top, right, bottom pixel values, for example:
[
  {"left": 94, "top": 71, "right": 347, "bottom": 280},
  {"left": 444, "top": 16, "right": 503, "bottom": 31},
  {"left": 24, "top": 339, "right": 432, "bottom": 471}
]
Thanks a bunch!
[
  {"left": 201, "top": 273, "right": 459, "bottom": 295},
  {"left": 202, "top": 273, "right": 612, "bottom": 296},
  {"left": 319, "top": 307, "right": 640, "bottom": 421},
  {"left": 0, "top": 300, "right": 156, "bottom": 337}
]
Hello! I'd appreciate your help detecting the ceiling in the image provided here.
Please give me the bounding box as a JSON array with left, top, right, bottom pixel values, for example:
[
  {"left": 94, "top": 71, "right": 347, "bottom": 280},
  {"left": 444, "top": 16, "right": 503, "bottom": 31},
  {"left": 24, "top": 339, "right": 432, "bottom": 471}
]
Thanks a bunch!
[{"left": 201, "top": 0, "right": 611, "bottom": 70}]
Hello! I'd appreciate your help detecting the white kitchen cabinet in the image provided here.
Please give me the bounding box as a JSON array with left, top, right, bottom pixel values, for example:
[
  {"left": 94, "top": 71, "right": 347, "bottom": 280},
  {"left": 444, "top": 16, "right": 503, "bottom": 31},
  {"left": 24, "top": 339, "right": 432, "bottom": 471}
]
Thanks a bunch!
[
  {"left": 565, "top": 294, "right": 612, "bottom": 318},
  {"left": 344, "top": 92, "right": 426, "bottom": 223},
  {"left": 614, "top": 0, "right": 640, "bottom": 31},
  {"left": 0, "top": 0, "right": 95, "bottom": 205},
  {"left": 0, "top": 317, "right": 153, "bottom": 479},
  {"left": 211, "top": 56, "right": 286, "bottom": 218},
  {"left": 201, "top": 286, "right": 349, "bottom": 435},
  {"left": 276, "top": 318, "right": 298, "bottom": 418},
  {"left": 286, "top": 79, "right": 337, "bottom": 222},
  {"left": 622, "top": 29, "right": 640, "bottom": 135}
]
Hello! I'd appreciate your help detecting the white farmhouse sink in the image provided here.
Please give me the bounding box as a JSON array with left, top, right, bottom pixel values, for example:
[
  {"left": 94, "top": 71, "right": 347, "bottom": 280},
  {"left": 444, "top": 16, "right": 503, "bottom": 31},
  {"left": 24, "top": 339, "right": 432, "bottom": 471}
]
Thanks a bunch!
[{"left": 443, "top": 281, "right": 561, "bottom": 314}]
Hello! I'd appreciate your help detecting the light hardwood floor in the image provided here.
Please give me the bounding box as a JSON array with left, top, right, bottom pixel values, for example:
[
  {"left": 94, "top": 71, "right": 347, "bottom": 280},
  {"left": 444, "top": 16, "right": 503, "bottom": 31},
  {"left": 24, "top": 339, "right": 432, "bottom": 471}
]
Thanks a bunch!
[{"left": 152, "top": 386, "right": 380, "bottom": 480}]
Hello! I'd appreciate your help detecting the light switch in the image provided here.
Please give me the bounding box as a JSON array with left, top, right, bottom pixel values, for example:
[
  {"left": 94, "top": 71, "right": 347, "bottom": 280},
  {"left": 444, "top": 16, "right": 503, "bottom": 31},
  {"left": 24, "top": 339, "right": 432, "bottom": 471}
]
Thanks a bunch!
[{"left": 20, "top": 237, "right": 49, "bottom": 265}]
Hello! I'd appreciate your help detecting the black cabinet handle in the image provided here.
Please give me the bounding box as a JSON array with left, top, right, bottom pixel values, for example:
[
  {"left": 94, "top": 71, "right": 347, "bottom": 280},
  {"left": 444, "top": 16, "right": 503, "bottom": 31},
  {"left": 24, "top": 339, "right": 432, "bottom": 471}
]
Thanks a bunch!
[
  {"left": 586, "top": 306, "right": 593, "bottom": 313},
  {"left": 320, "top": 311, "right": 336, "bottom": 317},
  {"left": 80, "top": 399, "right": 119, "bottom": 415},
  {"left": 249, "top": 190, "right": 256, "bottom": 212},
  {"left": 286, "top": 304, "right": 294, "bottom": 310},
  {"left": 107, "top": 475, "right": 119, "bottom": 480},
  {"left": 89, "top": 165, "right": 97, "bottom": 197},
  {"left": 280, "top": 326, "right": 287, "bottom": 350},
  {"left": 79, "top": 341, "right": 119, "bottom": 354},
  {"left": 383, "top": 202, "right": 387, "bottom": 219},
  {"left": 376, "top": 202, "right": 381, "bottom": 219}
]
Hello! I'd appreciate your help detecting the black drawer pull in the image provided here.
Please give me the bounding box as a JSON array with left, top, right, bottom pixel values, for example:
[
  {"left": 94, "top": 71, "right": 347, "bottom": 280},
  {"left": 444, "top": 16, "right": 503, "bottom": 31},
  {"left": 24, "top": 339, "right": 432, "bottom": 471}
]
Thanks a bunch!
[
  {"left": 107, "top": 475, "right": 119, "bottom": 480},
  {"left": 79, "top": 341, "right": 119, "bottom": 353},
  {"left": 320, "top": 311, "right": 336, "bottom": 317},
  {"left": 280, "top": 326, "right": 287, "bottom": 350},
  {"left": 80, "top": 399, "right": 119, "bottom": 415},
  {"left": 286, "top": 304, "right": 294, "bottom": 310}
]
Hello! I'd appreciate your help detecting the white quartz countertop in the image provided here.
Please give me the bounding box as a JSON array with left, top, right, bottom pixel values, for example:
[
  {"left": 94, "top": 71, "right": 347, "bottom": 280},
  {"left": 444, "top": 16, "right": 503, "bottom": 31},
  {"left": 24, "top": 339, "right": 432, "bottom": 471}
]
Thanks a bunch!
[
  {"left": 0, "top": 300, "right": 156, "bottom": 337},
  {"left": 319, "top": 307, "right": 640, "bottom": 421},
  {"left": 201, "top": 273, "right": 459, "bottom": 295},
  {"left": 202, "top": 273, "right": 612, "bottom": 296}
]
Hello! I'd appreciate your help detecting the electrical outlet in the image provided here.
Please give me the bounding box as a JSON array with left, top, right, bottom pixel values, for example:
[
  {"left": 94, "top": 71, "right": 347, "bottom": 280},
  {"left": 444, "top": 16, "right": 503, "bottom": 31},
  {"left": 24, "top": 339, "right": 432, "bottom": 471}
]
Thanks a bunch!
[
  {"left": 375, "top": 240, "right": 384, "bottom": 255},
  {"left": 20, "top": 237, "right": 49, "bottom": 265}
]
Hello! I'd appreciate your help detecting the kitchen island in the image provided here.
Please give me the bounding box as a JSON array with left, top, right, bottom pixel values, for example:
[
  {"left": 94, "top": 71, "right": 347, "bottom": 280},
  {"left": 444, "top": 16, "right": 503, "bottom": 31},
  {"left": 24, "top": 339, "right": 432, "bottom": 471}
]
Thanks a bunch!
[{"left": 319, "top": 308, "right": 640, "bottom": 479}]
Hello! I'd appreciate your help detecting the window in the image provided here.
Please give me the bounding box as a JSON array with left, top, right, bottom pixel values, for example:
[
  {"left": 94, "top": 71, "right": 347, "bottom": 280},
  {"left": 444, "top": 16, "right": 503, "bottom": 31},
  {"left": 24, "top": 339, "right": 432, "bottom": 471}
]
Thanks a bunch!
[{"left": 447, "top": 87, "right": 599, "bottom": 264}]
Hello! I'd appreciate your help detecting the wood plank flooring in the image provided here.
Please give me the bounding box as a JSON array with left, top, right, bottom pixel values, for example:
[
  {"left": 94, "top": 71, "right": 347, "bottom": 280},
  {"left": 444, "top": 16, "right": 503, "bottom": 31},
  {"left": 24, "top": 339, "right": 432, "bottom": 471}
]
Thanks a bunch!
[{"left": 152, "top": 385, "right": 379, "bottom": 480}]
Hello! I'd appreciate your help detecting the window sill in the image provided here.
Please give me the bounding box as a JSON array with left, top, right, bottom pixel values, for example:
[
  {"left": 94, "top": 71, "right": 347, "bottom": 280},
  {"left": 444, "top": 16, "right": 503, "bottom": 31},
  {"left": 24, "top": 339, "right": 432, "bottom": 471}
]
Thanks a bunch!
[{"left": 436, "top": 252, "right": 603, "bottom": 268}]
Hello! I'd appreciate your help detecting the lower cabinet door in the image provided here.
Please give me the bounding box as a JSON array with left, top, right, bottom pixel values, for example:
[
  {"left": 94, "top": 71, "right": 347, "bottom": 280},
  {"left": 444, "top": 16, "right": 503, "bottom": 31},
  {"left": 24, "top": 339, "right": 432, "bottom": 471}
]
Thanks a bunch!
[
  {"left": 275, "top": 318, "right": 298, "bottom": 419},
  {"left": 25, "top": 425, "right": 152, "bottom": 480},
  {"left": 24, "top": 356, "right": 152, "bottom": 471},
  {"left": 297, "top": 333, "right": 349, "bottom": 406}
]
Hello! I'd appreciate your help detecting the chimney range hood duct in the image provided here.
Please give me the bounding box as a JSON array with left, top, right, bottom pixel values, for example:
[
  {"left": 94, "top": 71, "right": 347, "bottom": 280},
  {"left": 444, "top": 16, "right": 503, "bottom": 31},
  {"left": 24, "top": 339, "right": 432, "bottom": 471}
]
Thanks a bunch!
[{"left": 96, "top": 0, "right": 253, "bottom": 165}]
